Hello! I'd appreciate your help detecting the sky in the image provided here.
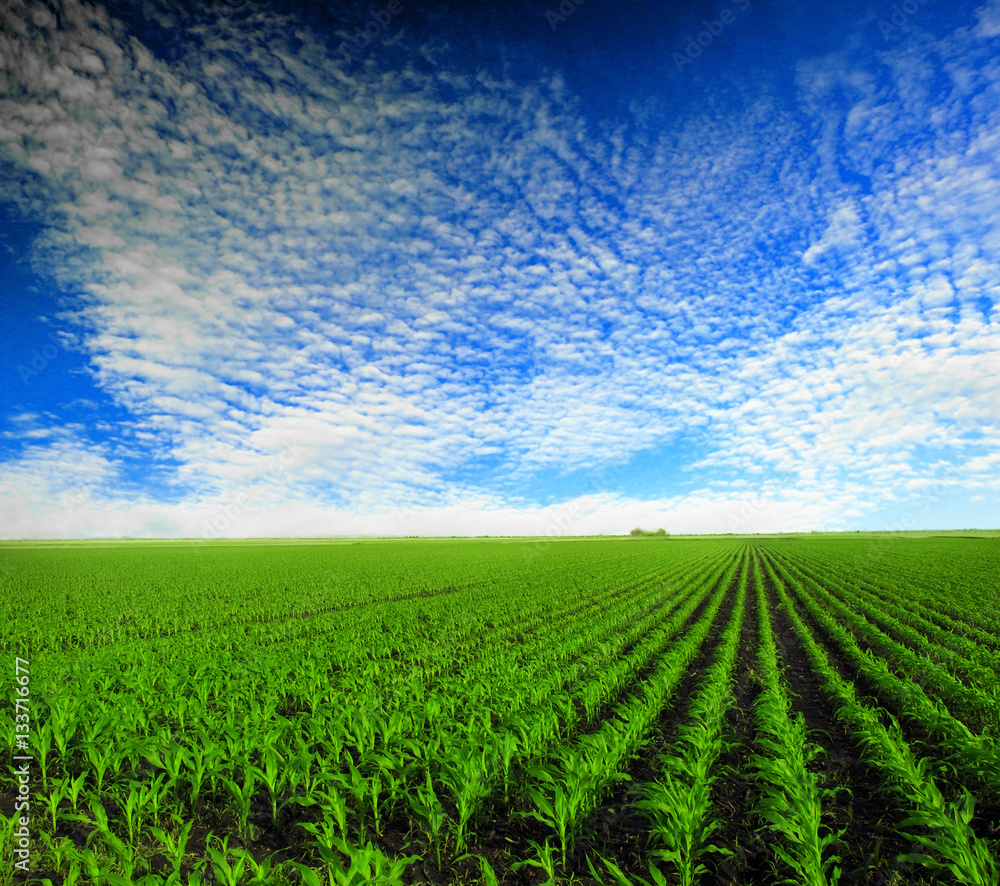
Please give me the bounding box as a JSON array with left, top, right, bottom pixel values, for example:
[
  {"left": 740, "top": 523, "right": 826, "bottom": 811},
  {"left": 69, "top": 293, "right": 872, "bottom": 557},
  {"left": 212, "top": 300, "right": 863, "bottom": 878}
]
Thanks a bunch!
[{"left": 0, "top": 0, "right": 999, "bottom": 539}]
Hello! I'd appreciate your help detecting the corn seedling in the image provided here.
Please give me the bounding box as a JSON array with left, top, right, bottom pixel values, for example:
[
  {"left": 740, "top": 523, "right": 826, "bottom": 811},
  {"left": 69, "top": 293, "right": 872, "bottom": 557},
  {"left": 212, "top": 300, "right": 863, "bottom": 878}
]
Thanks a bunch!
[
  {"left": 407, "top": 772, "right": 446, "bottom": 868},
  {"left": 251, "top": 746, "right": 285, "bottom": 824},
  {"left": 43, "top": 778, "right": 70, "bottom": 833},
  {"left": 63, "top": 845, "right": 130, "bottom": 886},
  {"left": 289, "top": 835, "right": 419, "bottom": 886},
  {"left": 586, "top": 854, "right": 668, "bottom": 886},
  {"left": 40, "top": 833, "right": 74, "bottom": 879},
  {"left": 510, "top": 838, "right": 559, "bottom": 884},
  {"left": 457, "top": 853, "right": 501, "bottom": 886},
  {"left": 750, "top": 554, "right": 843, "bottom": 886},
  {"left": 208, "top": 835, "right": 246, "bottom": 886},
  {"left": 82, "top": 742, "right": 114, "bottom": 795},
  {"left": 34, "top": 723, "right": 55, "bottom": 793},
  {"left": 220, "top": 769, "right": 258, "bottom": 842},
  {"left": 763, "top": 552, "right": 999, "bottom": 886},
  {"left": 149, "top": 814, "right": 194, "bottom": 880},
  {"left": 441, "top": 747, "right": 492, "bottom": 850}
]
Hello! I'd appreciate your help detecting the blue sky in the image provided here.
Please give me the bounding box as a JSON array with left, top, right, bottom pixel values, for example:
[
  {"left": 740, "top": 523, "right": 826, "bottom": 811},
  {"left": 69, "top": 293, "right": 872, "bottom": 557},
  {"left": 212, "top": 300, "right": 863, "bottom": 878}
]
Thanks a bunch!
[{"left": 1, "top": 0, "right": 999, "bottom": 538}]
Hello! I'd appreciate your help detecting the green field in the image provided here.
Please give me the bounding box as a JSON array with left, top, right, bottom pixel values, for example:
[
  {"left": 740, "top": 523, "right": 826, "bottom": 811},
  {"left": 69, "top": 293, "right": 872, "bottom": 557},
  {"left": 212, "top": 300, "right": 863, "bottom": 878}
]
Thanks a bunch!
[{"left": 2, "top": 536, "right": 999, "bottom": 885}]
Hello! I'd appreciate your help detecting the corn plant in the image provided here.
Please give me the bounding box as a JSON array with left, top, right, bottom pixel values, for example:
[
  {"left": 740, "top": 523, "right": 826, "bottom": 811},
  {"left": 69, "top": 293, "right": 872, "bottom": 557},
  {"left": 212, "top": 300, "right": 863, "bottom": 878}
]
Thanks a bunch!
[
  {"left": 366, "top": 750, "right": 409, "bottom": 834},
  {"left": 496, "top": 731, "right": 519, "bottom": 802},
  {"left": 40, "top": 832, "right": 75, "bottom": 881},
  {"left": 34, "top": 723, "right": 55, "bottom": 793},
  {"left": 636, "top": 762, "right": 725, "bottom": 886},
  {"left": 116, "top": 775, "right": 165, "bottom": 844},
  {"left": 521, "top": 767, "right": 583, "bottom": 870},
  {"left": 295, "top": 777, "right": 350, "bottom": 838},
  {"left": 898, "top": 790, "right": 1000, "bottom": 884},
  {"left": 298, "top": 803, "right": 348, "bottom": 856},
  {"left": 251, "top": 746, "right": 285, "bottom": 824},
  {"left": 62, "top": 845, "right": 130, "bottom": 886},
  {"left": 456, "top": 853, "right": 501, "bottom": 886},
  {"left": 1, "top": 812, "right": 23, "bottom": 886},
  {"left": 43, "top": 777, "right": 70, "bottom": 833},
  {"left": 207, "top": 835, "right": 246, "bottom": 886},
  {"left": 83, "top": 741, "right": 113, "bottom": 795},
  {"left": 284, "top": 738, "right": 315, "bottom": 797},
  {"left": 150, "top": 816, "right": 195, "bottom": 881},
  {"left": 64, "top": 771, "right": 88, "bottom": 814},
  {"left": 440, "top": 746, "right": 492, "bottom": 850},
  {"left": 343, "top": 763, "right": 372, "bottom": 840},
  {"left": 100, "top": 831, "right": 142, "bottom": 883},
  {"left": 635, "top": 554, "right": 746, "bottom": 886},
  {"left": 228, "top": 846, "right": 281, "bottom": 884},
  {"left": 510, "top": 838, "right": 559, "bottom": 884},
  {"left": 184, "top": 733, "right": 223, "bottom": 811},
  {"left": 220, "top": 769, "right": 258, "bottom": 842},
  {"left": 287, "top": 836, "right": 418, "bottom": 886},
  {"left": 586, "top": 854, "right": 668, "bottom": 886},
  {"left": 768, "top": 551, "right": 1000, "bottom": 796},
  {"left": 63, "top": 809, "right": 145, "bottom": 886},
  {"left": 407, "top": 772, "right": 446, "bottom": 868},
  {"left": 520, "top": 552, "right": 741, "bottom": 874},
  {"left": 64, "top": 797, "right": 114, "bottom": 842},
  {"left": 47, "top": 692, "right": 81, "bottom": 760},
  {"left": 142, "top": 739, "right": 188, "bottom": 792}
]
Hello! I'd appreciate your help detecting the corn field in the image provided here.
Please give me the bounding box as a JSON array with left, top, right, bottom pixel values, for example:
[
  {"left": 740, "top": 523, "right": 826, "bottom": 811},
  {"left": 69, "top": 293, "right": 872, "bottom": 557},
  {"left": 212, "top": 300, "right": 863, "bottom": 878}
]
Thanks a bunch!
[{"left": 1, "top": 535, "right": 998, "bottom": 885}]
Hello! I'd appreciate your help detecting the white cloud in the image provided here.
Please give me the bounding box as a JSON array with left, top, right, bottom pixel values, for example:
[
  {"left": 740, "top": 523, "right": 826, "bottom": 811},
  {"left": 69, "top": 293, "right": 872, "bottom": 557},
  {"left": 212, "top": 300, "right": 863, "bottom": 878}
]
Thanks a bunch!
[{"left": 802, "top": 200, "right": 865, "bottom": 265}]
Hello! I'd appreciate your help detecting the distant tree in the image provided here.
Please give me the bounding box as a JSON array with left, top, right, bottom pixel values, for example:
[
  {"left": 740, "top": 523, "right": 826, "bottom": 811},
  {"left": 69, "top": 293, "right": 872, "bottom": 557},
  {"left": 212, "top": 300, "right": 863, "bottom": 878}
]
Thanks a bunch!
[
  {"left": 653, "top": 528, "right": 667, "bottom": 536},
  {"left": 630, "top": 527, "right": 645, "bottom": 536}
]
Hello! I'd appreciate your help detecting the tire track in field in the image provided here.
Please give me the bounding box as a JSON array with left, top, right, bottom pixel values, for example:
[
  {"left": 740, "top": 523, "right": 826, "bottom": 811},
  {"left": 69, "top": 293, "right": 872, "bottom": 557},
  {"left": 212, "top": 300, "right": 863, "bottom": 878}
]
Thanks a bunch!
[{"left": 55, "top": 579, "right": 476, "bottom": 653}]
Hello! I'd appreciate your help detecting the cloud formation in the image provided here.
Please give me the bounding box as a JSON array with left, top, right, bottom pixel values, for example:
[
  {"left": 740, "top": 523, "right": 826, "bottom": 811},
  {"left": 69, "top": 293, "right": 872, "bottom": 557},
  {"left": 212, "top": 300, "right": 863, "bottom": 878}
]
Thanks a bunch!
[{"left": 1, "top": 0, "right": 998, "bottom": 537}]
